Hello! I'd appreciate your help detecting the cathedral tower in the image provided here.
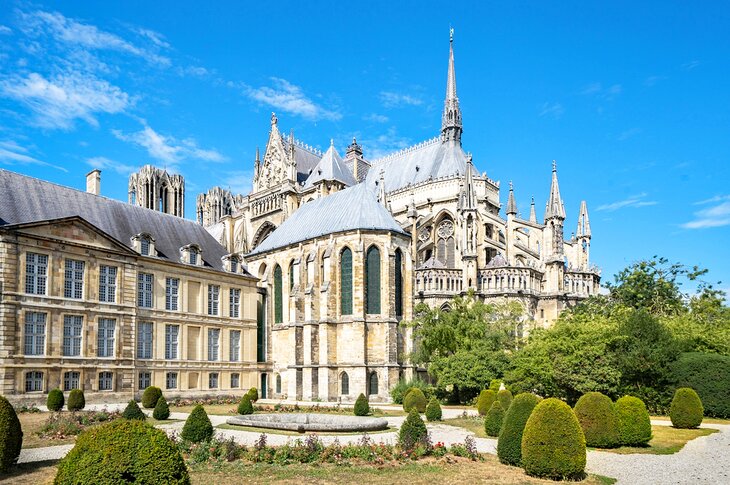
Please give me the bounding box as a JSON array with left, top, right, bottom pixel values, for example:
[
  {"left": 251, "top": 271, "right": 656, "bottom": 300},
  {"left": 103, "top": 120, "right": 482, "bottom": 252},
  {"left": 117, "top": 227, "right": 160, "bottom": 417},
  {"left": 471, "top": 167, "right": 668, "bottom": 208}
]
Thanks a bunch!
[
  {"left": 128, "top": 165, "right": 185, "bottom": 217},
  {"left": 441, "top": 29, "right": 463, "bottom": 145}
]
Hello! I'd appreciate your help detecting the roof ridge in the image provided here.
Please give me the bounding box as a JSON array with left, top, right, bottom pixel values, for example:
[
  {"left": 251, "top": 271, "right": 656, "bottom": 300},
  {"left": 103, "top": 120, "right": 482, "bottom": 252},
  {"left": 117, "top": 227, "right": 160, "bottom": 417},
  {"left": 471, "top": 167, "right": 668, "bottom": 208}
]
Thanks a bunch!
[
  {"left": 282, "top": 134, "right": 323, "bottom": 157},
  {"left": 370, "top": 136, "right": 441, "bottom": 165}
]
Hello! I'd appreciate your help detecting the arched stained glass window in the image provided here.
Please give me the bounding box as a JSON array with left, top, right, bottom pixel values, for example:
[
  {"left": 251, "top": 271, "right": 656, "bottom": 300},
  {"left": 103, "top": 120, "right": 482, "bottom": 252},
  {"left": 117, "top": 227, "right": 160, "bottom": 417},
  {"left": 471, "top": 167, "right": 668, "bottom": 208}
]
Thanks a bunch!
[
  {"left": 275, "top": 374, "right": 281, "bottom": 394},
  {"left": 395, "top": 249, "right": 403, "bottom": 317},
  {"left": 274, "top": 265, "right": 283, "bottom": 324},
  {"left": 340, "top": 248, "right": 353, "bottom": 315},
  {"left": 368, "top": 371, "right": 378, "bottom": 395},
  {"left": 289, "top": 262, "right": 295, "bottom": 291},
  {"left": 341, "top": 372, "right": 349, "bottom": 395},
  {"left": 365, "top": 246, "right": 381, "bottom": 314}
]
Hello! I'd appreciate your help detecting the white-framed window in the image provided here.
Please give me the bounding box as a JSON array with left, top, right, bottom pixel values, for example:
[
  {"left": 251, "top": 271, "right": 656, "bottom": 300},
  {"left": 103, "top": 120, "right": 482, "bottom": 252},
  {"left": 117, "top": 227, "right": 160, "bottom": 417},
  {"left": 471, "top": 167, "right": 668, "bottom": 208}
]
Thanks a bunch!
[
  {"left": 229, "top": 288, "right": 240, "bottom": 318},
  {"left": 229, "top": 330, "right": 240, "bottom": 362},
  {"left": 208, "top": 328, "right": 220, "bottom": 361},
  {"left": 165, "top": 277, "right": 179, "bottom": 311},
  {"left": 140, "top": 237, "right": 150, "bottom": 256},
  {"left": 99, "top": 265, "right": 117, "bottom": 303},
  {"left": 166, "top": 372, "right": 178, "bottom": 390},
  {"left": 209, "top": 372, "right": 219, "bottom": 389},
  {"left": 98, "top": 371, "right": 113, "bottom": 391},
  {"left": 137, "top": 322, "right": 153, "bottom": 359},
  {"left": 25, "top": 252, "right": 48, "bottom": 295},
  {"left": 189, "top": 249, "right": 199, "bottom": 265},
  {"left": 64, "top": 259, "right": 85, "bottom": 299},
  {"left": 230, "top": 257, "right": 239, "bottom": 274},
  {"left": 165, "top": 324, "right": 179, "bottom": 359},
  {"left": 63, "top": 371, "right": 80, "bottom": 391},
  {"left": 24, "top": 312, "right": 46, "bottom": 356},
  {"left": 137, "top": 272, "right": 153, "bottom": 308},
  {"left": 97, "top": 318, "right": 115, "bottom": 358},
  {"left": 139, "top": 372, "right": 151, "bottom": 390},
  {"left": 208, "top": 285, "right": 220, "bottom": 316},
  {"left": 63, "top": 315, "right": 83, "bottom": 356},
  {"left": 25, "top": 371, "right": 43, "bottom": 392},
  {"left": 231, "top": 373, "right": 240, "bottom": 388}
]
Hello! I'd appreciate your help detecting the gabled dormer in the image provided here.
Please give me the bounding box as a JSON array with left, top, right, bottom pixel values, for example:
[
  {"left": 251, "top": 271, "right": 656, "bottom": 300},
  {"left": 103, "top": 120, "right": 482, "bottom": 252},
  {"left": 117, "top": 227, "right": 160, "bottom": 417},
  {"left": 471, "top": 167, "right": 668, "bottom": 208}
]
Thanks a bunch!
[
  {"left": 222, "top": 254, "right": 241, "bottom": 274},
  {"left": 131, "top": 233, "right": 156, "bottom": 257},
  {"left": 180, "top": 243, "right": 203, "bottom": 266}
]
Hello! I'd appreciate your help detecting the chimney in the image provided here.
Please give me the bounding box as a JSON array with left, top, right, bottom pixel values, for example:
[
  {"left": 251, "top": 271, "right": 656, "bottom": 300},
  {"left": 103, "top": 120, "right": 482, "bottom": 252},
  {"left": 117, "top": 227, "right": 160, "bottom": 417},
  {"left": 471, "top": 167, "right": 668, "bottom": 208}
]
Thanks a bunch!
[{"left": 86, "top": 169, "right": 101, "bottom": 195}]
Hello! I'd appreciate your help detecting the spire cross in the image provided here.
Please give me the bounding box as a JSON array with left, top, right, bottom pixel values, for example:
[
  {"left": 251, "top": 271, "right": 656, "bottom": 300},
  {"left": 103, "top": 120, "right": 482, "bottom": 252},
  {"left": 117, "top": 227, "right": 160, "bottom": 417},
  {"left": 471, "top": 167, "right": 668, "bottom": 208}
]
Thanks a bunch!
[
  {"left": 552, "top": 160, "right": 557, "bottom": 172},
  {"left": 450, "top": 27, "right": 454, "bottom": 43}
]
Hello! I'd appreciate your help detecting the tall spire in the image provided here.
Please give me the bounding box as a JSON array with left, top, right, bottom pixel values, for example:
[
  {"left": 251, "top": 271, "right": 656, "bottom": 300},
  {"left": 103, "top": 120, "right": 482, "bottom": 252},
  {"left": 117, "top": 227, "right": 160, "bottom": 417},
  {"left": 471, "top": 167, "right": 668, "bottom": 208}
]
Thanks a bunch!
[
  {"left": 461, "top": 153, "right": 478, "bottom": 210},
  {"left": 441, "top": 28, "right": 463, "bottom": 144},
  {"left": 377, "top": 170, "right": 388, "bottom": 208},
  {"left": 506, "top": 181, "right": 517, "bottom": 215},
  {"left": 529, "top": 197, "right": 537, "bottom": 223},
  {"left": 576, "top": 200, "right": 591, "bottom": 238},
  {"left": 544, "top": 160, "right": 566, "bottom": 221}
]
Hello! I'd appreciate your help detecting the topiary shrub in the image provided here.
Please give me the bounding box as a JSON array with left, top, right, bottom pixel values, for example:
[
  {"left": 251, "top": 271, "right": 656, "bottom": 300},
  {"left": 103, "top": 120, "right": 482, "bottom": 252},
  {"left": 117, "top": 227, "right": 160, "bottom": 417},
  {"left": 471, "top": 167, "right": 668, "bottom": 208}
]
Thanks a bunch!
[
  {"left": 398, "top": 408, "right": 428, "bottom": 451},
  {"left": 521, "top": 398, "right": 586, "bottom": 480},
  {"left": 246, "top": 387, "right": 259, "bottom": 402},
  {"left": 122, "top": 400, "right": 147, "bottom": 421},
  {"left": 670, "top": 352, "right": 730, "bottom": 418},
  {"left": 497, "top": 392, "right": 541, "bottom": 466},
  {"left": 476, "top": 389, "right": 497, "bottom": 416},
  {"left": 354, "top": 393, "right": 370, "bottom": 416},
  {"left": 153, "top": 396, "right": 170, "bottom": 421},
  {"left": 181, "top": 405, "right": 213, "bottom": 443},
  {"left": 54, "top": 419, "right": 189, "bottom": 484},
  {"left": 489, "top": 379, "right": 502, "bottom": 392},
  {"left": 497, "top": 389, "right": 513, "bottom": 411},
  {"left": 425, "top": 397, "right": 442, "bottom": 421},
  {"left": 237, "top": 394, "right": 254, "bottom": 415},
  {"left": 403, "top": 388, "right": 427, "bottom": 413},
  {"left": 573, "top": 392, "right": 619, "bottom": 448},
  {"left": 485, "top": 401, "right": 505, "bottom": 437},
  {"left": 615, "top": 396, "right": 652, "bottom": 446},
  {"left": 0, "top": 395, "right": 23, "bottom": 473},
  {"left": 47, "top": 388, "right": 64, "bottom": 412},
  {"left": 390, "top": 378, "right": 433, "bottom": 404},
  {"left": 141, "top": 386, "right": 163, "bottom": 409},
  {"left": 67, "top": 389, "right": 85, "bottom": 411},
  {"left": 670, "top": 387, "right": 703, "bottom": 429}
]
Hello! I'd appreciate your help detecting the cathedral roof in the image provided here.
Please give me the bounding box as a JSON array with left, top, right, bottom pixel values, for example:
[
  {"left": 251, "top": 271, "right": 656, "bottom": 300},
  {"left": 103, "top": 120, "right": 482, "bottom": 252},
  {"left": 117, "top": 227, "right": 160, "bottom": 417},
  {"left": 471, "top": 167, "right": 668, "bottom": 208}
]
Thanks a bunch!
[
  {"left": 247, "top": 183, "right": 407, "bottom": 256},
  {"left": 285, "top": 136, "right": 322, "bottom": 184},
  {"left": 303, "top": 142, "right": 357, "bottom": 189}
]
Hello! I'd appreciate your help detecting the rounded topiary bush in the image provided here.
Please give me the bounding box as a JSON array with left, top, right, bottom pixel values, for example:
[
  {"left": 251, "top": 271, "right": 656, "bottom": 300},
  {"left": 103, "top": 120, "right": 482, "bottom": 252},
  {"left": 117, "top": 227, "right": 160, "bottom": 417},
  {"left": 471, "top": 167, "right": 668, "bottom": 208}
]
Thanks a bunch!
[
  {"left": 237, "top": 394, "right": 254, "bottom": 415},
  {"left": 47, "top": 388, "right": 64, "bottom": 412},
  {"left": 141, "top": 386, "right": 163, "bottom": 409},
  {"left": 54, "top": 419, "right": 189, "bottom": 484},
  {"left": 0, "top": 395, "right": 23, "bottom": 473},
  {"left": 67, "top": 389, "right": 85, "bottom": 411},
  {"left": 399, "top": 408, "right": 428, "bottom": 451},
  {"left": 246, "top": 387, "right": 259, "bottom": 402},
  {"left": 497, "top": 389, "right": 513, "bottom": 411},
  {"left": 122, "top": 400, "right": 147, "bottom": 421},
  {"left": 521, "top": 398, "right": 586, "bottom": 480},
  {"left": 425, "top": 397, "right": 442, "bottom": 421},
  {"left": 354, "top": 393, "right": 370, "bottom": 416},
  {"left": 403, "top": 388, "right": 427, "bottom": 413},
  {"left": 153, "top": 396, "right": 170, "bottom": 421},
  {"left": 573, "top": 392, "right": 619, "bottom": 448},
  {"left": 181, "top": 404, "right": 213, "bottom": 443},
  {"left": 670, "top": 352, "right": 730, "bottom": 418},
  {"left": 485, "top": 401, "right": 505, "bottom": 437},
  {"left": 477, "top": 389, "right": 497, "bottom": 416},
  {"left": 670, "top": 387, "right": 703, "bottom": 429},
  {"left": 615, "top": 396, "right": 652, "bottom": 446},
  {"left": 497, "top": 392, "right": 541, "bottom": 466}
]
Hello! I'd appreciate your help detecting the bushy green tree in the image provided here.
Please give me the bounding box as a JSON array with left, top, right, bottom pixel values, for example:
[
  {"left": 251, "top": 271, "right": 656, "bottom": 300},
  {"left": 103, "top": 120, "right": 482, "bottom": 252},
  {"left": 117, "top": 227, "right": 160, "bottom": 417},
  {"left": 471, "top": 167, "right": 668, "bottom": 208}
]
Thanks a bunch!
[
  {"left": 141, "top": 386, "right": 163, "bottom": 409},
  {"left": 425, "top": 397, "right": 442, "bottom": 421},
  {"left": 670, "top": 388, "right": 703, "bottom": 429},
  {"left": 398, "top": 408, "right": 428, "bottom": 451},
  {"left": 403, "top": 388, "right": 427, "bottom": 413},
  {"left": 497, "top": 393, "right": 541, "bottom": 466},
  {"left": 153, "top": 396, "right": 170, "bottom": 420},
  {"left": 122, "top": 400, "right": 147, "bottom": 421},
  {"left": 47, "top": 388, "right": 64, "bottom": 412},
  {"left": 484, "top": 401, "right": 505, "bottom": 437},
  {"left": 67, "top": 389, "right": 85, "bottom": 411},
  {"left": 181, "top": 405, "right": 213, "bottom": 443},
  {"left": 0, "top": 395, "right": 22, "bottom": 473},
  {"left": 573, "top": 392, "right": 619, "bottom": 448},
  {"left": 354, "top": 393, "right": 370, "bottom": 416},
  {"left": 670, "top": 352, "right": 730, "bottom": 418},
  {"left": 614, "top": 396, "right": 652, "bottom": 446}
]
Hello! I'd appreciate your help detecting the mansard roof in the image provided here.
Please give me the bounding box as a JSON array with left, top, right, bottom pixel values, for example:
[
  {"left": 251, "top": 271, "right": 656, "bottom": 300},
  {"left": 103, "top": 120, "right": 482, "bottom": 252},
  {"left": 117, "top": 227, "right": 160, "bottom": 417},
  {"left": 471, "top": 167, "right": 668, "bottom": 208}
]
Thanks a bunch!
[
  {"left": 0, "top": 169, "right": 250, "bottom": 276},
  {"left": 248, "top": 183, "right": 407, "bottom": 256},
  {"left": 303, "top": 142, "right": 357, "bottom": 189}
]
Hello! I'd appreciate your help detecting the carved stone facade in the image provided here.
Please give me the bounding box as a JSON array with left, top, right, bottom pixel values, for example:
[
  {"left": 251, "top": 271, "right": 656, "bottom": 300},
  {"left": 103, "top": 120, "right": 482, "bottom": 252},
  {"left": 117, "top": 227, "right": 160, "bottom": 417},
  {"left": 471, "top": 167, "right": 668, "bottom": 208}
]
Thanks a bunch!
[{"left": 129, "top": 165, "right": 185, "bottom": 217}]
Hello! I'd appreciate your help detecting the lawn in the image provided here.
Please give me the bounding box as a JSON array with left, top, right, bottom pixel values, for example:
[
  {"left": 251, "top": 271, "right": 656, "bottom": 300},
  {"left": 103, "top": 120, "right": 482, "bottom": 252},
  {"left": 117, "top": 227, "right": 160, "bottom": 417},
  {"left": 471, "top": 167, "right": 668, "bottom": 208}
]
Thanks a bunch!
[
  {"left": 441, "top": 416, "right": 488, "bottom": 438},
  {"left": 599, "top": 425, "right": 718, "bottom": 455},
  {"left": 651, "top": 415, "right": 730, "bottom": 426}
]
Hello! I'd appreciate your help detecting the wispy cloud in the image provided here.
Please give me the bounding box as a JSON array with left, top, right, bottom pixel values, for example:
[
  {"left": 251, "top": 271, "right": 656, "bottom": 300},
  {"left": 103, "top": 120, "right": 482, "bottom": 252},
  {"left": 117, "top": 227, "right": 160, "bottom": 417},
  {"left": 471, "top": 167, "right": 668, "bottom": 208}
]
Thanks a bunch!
[
  {"left": 359, "top": 127, "right": 411, "bottom": 160},
  {"left": 644, "top": 75, "right": 668, "bottom": 87},
  {"left": 363, "top": 113, "right": 389, "bottom": 123},
  {"left": 240, "top": 78, "right": 341, "bottom": 121},
  {"left": 0, "top": 72, "right": 130, "bottom": 129},
  {"left": 225, "top": 171, "right": 254, "bottom": 195},
  {"left": 580, "top": 82, "right": 622, "bottom": 100},
  {"left": 112, "top": 122, "right": 225, "bottom": 165},
  {"left": 596, "top": 193, "right": 657, "bottom": 212},
  {"left": 0, "top": 140, "right": 68, "bottom": 172},
  {"left": 0, "top": 25, "right": 12, "bottom": 35},
  {"left": 693, "top": 195, "right": 730, "bottom": 206},
  {"left": 379, "top": 91, "right": 423, "bottom": 108},
  {"left": 682, "top": 198, "right": 730, "bottom": 229},
  {"left": 538, "top": 102, "right": 564, "bottom": 119},
  {"left": 86, "top": 156, "right": 136, "bottom": 175},
  {"left": 131, "top": 27, "right": 171, "bottom": 49},
  {"left": 681, "top": 60, "right": 701, "bottom": 70},
  {"left": 618, "top": 127, "right": 641, "bottom": 141}
]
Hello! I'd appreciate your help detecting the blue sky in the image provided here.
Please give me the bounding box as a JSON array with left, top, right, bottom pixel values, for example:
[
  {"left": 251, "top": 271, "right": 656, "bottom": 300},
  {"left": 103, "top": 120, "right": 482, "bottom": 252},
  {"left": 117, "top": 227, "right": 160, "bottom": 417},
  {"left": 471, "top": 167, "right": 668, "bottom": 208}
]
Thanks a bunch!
[{"left": 1, "top": 1, "right": 729, "bottom": 295}]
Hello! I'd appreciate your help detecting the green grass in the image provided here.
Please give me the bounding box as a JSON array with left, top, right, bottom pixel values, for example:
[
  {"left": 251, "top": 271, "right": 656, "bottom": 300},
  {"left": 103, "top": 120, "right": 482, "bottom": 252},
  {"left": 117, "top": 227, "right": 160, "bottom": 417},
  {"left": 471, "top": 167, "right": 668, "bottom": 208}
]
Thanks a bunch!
[
  {"left": 594, "top": 425, "right": 718, "bottom": 455},
  {"left": 441, "top": 416, "right": 487, "bottom": 438},
  {"left": 215, "top": 423, "right": 396, "bottom": 436},
  {"left": 651, "top": 415, "right": 730, "bottom": 425}
]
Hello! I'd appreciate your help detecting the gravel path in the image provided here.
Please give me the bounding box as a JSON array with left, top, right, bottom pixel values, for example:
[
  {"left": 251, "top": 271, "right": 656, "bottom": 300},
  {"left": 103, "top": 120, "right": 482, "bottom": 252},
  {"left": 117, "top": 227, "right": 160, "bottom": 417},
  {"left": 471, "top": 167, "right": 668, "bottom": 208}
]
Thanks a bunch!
[{"left": 18, "top": 444, "right": 74, "bottom": 464}]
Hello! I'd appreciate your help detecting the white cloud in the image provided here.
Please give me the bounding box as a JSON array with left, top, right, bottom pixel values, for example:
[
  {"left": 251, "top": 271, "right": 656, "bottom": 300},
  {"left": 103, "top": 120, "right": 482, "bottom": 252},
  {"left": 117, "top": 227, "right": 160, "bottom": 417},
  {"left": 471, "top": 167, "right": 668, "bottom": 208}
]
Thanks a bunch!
[
  {"left": 682, "top": 196, "right": 730, "bottom": 229},
  {"left": 359, "top": 127, "right": 411, "bottom": 160},
  {"left": 644, "top": 75, "right": 667, "bottom": 87},
  {"left": 580, "top": 82, "right": 622, "bottom": 100},
  {"left": 225, "top": 171, "right": 254, "bottom": 195},
  {"left": 379, "top": 91, "right": 423, "bottom": 108},
  {"left": 132, "top": 27, "right": 171, "bottom": 49},
  {"left": 177, "top": 65, "right": 210, "bottom": 77},
  {"left": 0, "top": 72, "right": 129, "bottom": 129},
  {"left": 596, "top": 193, "right": 657, "bottom": 212},
  {"left": 86, "top": 156, "right": 136, "bottom": 175},
  {"left": 0, "top": 25, "right": 12, "bottom": 35},
  {"left": 618, "top": 127, "right": 641, "bottom": 141},
  {"left": 693, "top": 194, "right": 730, "bottom": 205},
  {"left": 363, "top": 113, "right": 389, "bottom": 123},
  {"left": 243, "top": 78, "right": 341, "bottom": 121},
  {"left": 538, "top": 102, "right": 564, "bottom": 119},
  {"left": 0, "top": 140, "right": 67, "bottom": 172},
  {"left": 113, "top": 123, "right": 225, "bottom": 165},
  {"left": 681, "top": 60, "right": 701, "bottom": 70}
]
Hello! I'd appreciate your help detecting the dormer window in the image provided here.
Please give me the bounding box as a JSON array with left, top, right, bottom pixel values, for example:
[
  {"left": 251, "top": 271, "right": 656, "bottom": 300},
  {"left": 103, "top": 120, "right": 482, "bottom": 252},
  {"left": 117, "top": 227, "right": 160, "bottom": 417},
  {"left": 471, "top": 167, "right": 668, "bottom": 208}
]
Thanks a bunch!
[
  {"left": 230, "top": 257, "right": 238, "bottom": 273},
  {"left": 190, "top": 250, "right": 198, "bottom": 265},
  {"left": 132, "top": 233, "right": 155, "bottom": 257},
  {"left": 141, "top": 238, "right": 150, "bottom": 256},
  {"left": 180, "top": 244, "right": 203, "bottom": 266},
  {"left": 222, "top": 254, "right": 240, "bottom": 274}
]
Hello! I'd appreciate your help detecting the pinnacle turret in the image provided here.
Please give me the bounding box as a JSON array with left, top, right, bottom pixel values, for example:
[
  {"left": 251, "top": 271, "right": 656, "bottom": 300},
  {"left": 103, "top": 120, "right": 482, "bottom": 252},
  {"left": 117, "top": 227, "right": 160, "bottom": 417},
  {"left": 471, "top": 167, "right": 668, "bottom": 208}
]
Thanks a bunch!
[
  {"left": 441, "top": 28, "right": 463, "bottom": 144},
  {"left": 576, "top": 200, "right": 591, "bottom": 238},
  {"left": 460, "top": 153, "right": 478, "bottom": 210},
  {"left": 544, "top": 160, "right": 566, "bottom": 221},
  {"left": 529, "top": 197, "right": 537, "bottom": 223},
  {"left": 506, "top": 181, "right": 517, "bottom": 215}
]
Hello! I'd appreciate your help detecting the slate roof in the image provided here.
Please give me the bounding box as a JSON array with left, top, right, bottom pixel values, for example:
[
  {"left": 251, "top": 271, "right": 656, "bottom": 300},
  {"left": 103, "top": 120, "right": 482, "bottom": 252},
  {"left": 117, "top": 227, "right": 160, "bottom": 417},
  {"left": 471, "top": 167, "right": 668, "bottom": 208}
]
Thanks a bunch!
[
  {"left": 288, "top": 138, "right": 322, "bottom": 184},
  {"left": 303, "top": 143, "right": 357, "bottom": 189},
  {"left": 0, "top": 169, "right": 249, "bottom": 275},
  {"left": 248, "top": 183, "right": 408, "bottom": 256}
]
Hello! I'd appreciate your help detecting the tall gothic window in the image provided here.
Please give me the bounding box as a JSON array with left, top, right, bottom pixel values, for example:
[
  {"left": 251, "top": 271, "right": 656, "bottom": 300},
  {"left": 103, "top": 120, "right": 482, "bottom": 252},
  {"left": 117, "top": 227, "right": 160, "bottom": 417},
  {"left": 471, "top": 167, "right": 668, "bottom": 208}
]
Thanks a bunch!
[
  {"left": 274, "top": 265, "right": 283, "bottom": 324},
  {"left": 394, "top": 249, "right": 403, "bottom": 317},
  {"left": 340, "top": 247, "right": 353, "bottom": 315},
  {"left": 368, "top": 371, "right": 379, "bottom": 395},
  {"left": 436, "top": 219, "right": 455, "bottom": 267},
  {"left": 340, "top": 372, "right": 349, "bottom": 395},
  {"left": 365, "top": 245, "right": 381, "bottom": 314},
  {"left": 289, "top": 262, "right": 295, "bottom": 291}
]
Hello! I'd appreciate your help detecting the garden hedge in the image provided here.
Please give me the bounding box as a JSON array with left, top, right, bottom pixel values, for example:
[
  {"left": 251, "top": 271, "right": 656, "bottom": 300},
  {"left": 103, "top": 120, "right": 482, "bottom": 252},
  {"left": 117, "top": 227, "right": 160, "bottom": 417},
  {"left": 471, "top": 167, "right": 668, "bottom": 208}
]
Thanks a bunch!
[
  {"left": 399, "top": 408, "right": 428, "bottom": 450},
  {"left": 670, "top": 388, "right": 703, "bottom": 429},
  {"left": 476, "top": 389, "right": 497, "bottom": 416},
  {"left": 142, "top": 386, "right": 163, "bottom": 409},
  {"left": 497, "top": 392, "right": 541, "bottom": 466},
  {"left": 521, "top": 398, "right": 586, "bottom": 480},
  {"left": 181, "top": 405, "right": 213, "bottom": 443},
  {"left": 354, "top": 393, "right": 370, "bottom": 416},
  {"left": 153, "top": 396, "right": 170, "bottom": 420},
  {"left": 54, "top": 419, "right": 189, "bottom": 484},
  {"left": 246, "top": 387, "right": 259, "bottom": 402},
  {"left": 614, "top": 395, "right": 652, "bottom": 446},
  {"left": 497, "top": 389, "right": 513, "bottom": 411},
  {"left": 67, "top": 389, "right": 85, "bottom": 411},
  {"left": 122, "top": 400, "right": 147, "bottom": 421},
  {"left": 0, "top": 395, "right": 22, "bottom": 474},
  {"left": 485, "top": 401, "right": 505, "bottom": 437},
  {"left": 47, "top": 388, "right": 64, "bottom": 412},
  {"left": 670, "top": 352, "right": 730, "bottom": 418},
  {"left": 403, "top": 388, "right": 427, "bottom": 413},
  {"left": 237, "top": 394, "right": 254, "bottom": 415},
  {"left": 425, "top": 397, "right": 442, "bottom": 421},
  {"left": 573, "top": 392, "right": 619, "bottom": 448}
]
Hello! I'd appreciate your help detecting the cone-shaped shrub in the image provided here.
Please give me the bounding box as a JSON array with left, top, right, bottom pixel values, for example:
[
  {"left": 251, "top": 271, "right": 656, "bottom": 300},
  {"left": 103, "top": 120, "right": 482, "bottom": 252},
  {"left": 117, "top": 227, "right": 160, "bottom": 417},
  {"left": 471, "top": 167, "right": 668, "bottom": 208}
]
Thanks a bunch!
[
  {"left": 181, "top": 405, "right": 213, "bottom": 443},
  {"left": 425, "top": 397, "right": 442, "bottom": 421},
  {"left": 615, "top": 396, "right": 652, "bottom": 446},
  {"left": 47, "top": 388, "right": 64, "bottom": 412},
  {"left": 521, "top": 398, "right": 586, "bottom": 480},
  {"left": 354, "top": 393, "right": 370, "bottom": 416},
  {"left": 573, "top": 392, "right": 619, "bottom": 448},
  {"left": 403, "top": 388, "right": 427, "bottom": 413},
  {"left": 0, "top": 395, "right": 23, "bottom": 473},
  {"left": 237, "top": 394, "right": 254, "bottom": 415},
  {"left": 477, "top": 389, "right": 497, "bottom": 416},
  {"left": 141, "top": 386, "right": 163, "bottom": 409},
  {"left": 246, "top": 387, "right": 259, "bottom": 402},
  {"left": 670, "top": 388, "right": 703, "bottom": 429},
  {"left": 399, "top": 408, "right": 428, "bottom": 450},
  {"left": 153, "top": 396, "right": 170, "bottom": 421},
  {"left": 497, "top": 389, "right": 513, "bottom": 411},
  {"left": 54, "top": 419, "right": 188, "bottom": 484},
  {"left": 485, "top": 401, "right": 505, "bottom": 437},
  {"left": 497, "top": 392, "right": 541, "bottom": 466},
  {"left": 122, "top": 400, "right": 147, "bottom": 421},
  {"left": 67, "top": 389, "right": 85, "bottom": 411}
]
